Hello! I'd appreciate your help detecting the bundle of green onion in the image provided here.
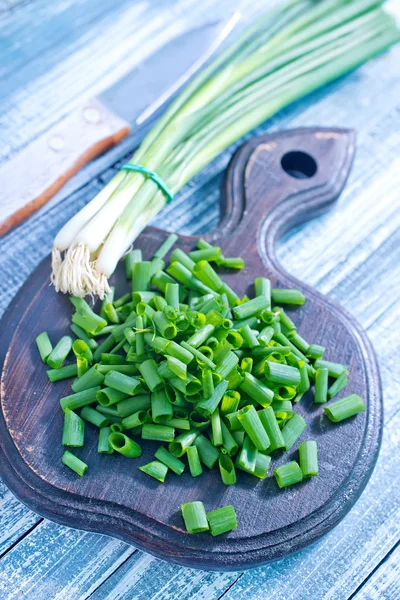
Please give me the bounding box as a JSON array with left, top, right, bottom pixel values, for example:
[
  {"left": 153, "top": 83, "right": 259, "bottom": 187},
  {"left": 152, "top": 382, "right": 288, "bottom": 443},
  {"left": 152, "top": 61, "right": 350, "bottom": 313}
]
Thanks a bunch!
[
  {"left": 51, "top": 0, "right": 399, "bottom": 299},
  {"left": 38, "top": 235, "right": 366, "bottom": 503}
]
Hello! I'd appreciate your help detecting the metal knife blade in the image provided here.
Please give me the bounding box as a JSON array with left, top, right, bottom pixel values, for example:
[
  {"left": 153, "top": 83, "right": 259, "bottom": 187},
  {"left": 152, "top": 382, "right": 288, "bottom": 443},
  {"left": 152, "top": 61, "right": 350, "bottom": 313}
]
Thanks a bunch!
[
  {"left": 0, "top": 14, "right": 240, "bottom": 236},
  {"left": 99, "top": 14, "right": 239, "bottom": 126}
]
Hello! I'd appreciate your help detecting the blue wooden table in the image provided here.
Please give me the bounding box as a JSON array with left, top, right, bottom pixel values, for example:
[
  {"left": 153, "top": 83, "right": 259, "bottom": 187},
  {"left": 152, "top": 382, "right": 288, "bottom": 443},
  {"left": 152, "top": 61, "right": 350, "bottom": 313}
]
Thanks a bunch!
[{"left": 1, "top": 1, "right": 400, "bottom": 598}]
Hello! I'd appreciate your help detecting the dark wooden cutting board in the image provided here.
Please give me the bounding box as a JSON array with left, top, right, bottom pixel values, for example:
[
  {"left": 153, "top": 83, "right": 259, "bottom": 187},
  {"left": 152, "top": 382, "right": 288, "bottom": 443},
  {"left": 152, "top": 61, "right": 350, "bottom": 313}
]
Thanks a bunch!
[{"left": 0, "top": 128, "right": 382, "bottom": 571}]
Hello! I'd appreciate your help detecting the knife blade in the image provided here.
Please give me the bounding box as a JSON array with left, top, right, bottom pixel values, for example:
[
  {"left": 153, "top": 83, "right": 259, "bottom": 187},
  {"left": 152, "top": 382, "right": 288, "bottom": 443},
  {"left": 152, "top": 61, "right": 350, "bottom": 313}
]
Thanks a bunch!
[{"left": 0, "top": 14, "right": 239, "bottom": 237}]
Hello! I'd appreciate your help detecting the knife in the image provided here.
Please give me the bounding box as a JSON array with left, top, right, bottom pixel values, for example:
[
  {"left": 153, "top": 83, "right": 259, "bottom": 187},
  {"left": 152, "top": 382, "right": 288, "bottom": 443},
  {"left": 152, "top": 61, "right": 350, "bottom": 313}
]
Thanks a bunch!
[{"left": 0, "top": 14, "right": 240, "bottom": 237}]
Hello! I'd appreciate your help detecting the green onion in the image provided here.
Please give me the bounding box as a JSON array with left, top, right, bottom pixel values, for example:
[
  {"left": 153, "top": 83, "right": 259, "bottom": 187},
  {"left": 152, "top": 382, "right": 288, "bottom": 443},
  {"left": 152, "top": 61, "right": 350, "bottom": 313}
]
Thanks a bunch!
[
  {"left": 121, "top": 410, "right": 147, "bottom": 430},
  {"left": 264, "top": 361, "right": 301, "bottom": 387},
  {"left": 61, "top": 451, "right": 88, "bottom": 476},
  {"left": 271, "top": 289, "right": 305, "bottom": 306},
  {"left": 253, "top": 453, "right": 271, "bottom": 479},
  {"left": 155, "top": 446, "right": 185, "bottom": 475},
  {"left": 116, "top": 394, "right": 151, "bottom": 418},
  {"left": 211, "top": 409, "right": 223, "bottom": 446},
  {"left": 62, "top": 409, "right": 85, "bottom": 447},
  {"left": 239, "top": 372, "right": 274, "bottom": 407},
  {"left": 80, "top": 406, "right": 110, "bottom": 428},
  {"left": 324, "top": 394, "right": 366, "bottom": 422},
  {"left": 131, "top": 261, "right": 151, "bottom": 292},
  {"left": 98, "top": 427, "right": 114, "bottom": 454},
  {"left": 207, "top": 505, "right": 237, "bottom": 536},
  {"left": 108, "top": 432, "right": 142, "bottom": 457},
  {"left": 139, "top": 359, "right": 164, "bottom": 391},
  {"left": 47, "top": 336, "right": 73, "bottom": 369},
  {"left": 196, "top": 380, "right": 228, "bottom": 418},
  {"left": 221, "top": 421, "right": 239, "bottom": 457},
  {"left": 142, "top": 424, "right": 175, "bottom": 442},
  {"left": 186, "top": 445, "right": 203, "bottom": 477},
  {"left": 60, "top": 386, "right": 101, "bottom": 411},
  {"left": 235, "top": 434, "right": 257, "bottom": 474},
  {"left": 218, "top": 257, "right": 245, "bottom": 269},
  {"left": 274, "top": 461, "right": 303, "bottom": 488},
  {"left": 306, "top": 343, "right": 325, "bottom": 360},
  {"left": 314, "top": 367, "right": 329, "bottom": 404},
  {"left": 104, "top": 370, "right": 140, "bottom": 396},
  {"left": 47, "top": 364, "right": 78, "bottom": 382},
  {"left": 328, "top": 371, "right": 348, "bottom": 399},
  {"left": 233, "top": 296, "right": 270, "bottom": 320},
  {"left": 314, "top": 359, "right": 348, "bottom": 379},
  {"left": 298, "top": 440, "right": 318, "bottom": 477},
  {"left": 281, "top": 412, "right": 306, "bottom": 451},
  {"left": 71, "top": 364, "right": 105, "bottom": 392},
  {"left": 153, "top": 234, "right": 178, "bottom": 259},
  {"left": 258, "top": 406, "right": 285, "bottom": 452},
  {"left": 237, "top": 405, "right": 270, "bottom": 451},
  {"left": 219, "top": 454, "right": 236, "bottom": 485},
  {"left": 181, "top": 501, "right": 209, "bottom": 533},
  {"left": 139, "top": 461, "right": 168, "bottom": 482},
  {"left": 194, "top": 433, "right": 220, "bottom": 469},
  {"left": 36, "top": 332, "right": 53, "bottom": 362}
]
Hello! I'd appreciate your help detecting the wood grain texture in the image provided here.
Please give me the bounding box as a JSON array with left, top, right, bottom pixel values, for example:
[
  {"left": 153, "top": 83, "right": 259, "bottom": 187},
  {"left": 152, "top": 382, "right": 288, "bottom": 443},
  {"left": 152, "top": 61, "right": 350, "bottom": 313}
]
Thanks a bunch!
[
  {"left": 0, "top": 127, "right": 383, "bottom": 571},
  {"left": 0, "top": 98, "right": 129, "bottom": 235},
  {"left": 0, "top": 0, "right": 399, "bottom": 597}
]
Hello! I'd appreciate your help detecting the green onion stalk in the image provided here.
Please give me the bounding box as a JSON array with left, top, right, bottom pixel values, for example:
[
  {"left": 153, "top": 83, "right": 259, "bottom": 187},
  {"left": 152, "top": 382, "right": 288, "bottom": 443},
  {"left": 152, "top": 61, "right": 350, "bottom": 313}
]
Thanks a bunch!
[{"left": 51, "top": 0, "right": 399, "bottom": 298}]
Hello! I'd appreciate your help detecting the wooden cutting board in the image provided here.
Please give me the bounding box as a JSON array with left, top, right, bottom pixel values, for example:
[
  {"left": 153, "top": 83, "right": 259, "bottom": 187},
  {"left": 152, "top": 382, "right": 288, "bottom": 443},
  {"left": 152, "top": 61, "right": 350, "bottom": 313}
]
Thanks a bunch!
[{"left": 0, "top": 128, "right": 382, "bottom": 571}]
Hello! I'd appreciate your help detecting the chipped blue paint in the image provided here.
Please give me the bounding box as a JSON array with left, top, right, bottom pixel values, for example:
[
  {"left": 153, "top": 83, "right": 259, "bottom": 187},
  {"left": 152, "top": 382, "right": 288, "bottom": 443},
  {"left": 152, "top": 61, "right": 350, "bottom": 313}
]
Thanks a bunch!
[{"left": 0, "top": 1, "right": 399, "bottom": 599}]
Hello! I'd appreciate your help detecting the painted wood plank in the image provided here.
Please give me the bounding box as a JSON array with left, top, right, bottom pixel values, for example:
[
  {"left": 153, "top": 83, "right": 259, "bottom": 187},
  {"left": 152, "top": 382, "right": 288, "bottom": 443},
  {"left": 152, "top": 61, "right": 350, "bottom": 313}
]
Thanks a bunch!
[
  {"left": 0, "top": 521, "right": 135, "bottom": 600},
  {"left": 89, "top": 553, "right": 239, "bottom": 600},
  {"left": 0, "top": 481, "right": 40, "bottom": 557},
  {"left": 352, "top": 543, "right": 400, "bottom": 600}
]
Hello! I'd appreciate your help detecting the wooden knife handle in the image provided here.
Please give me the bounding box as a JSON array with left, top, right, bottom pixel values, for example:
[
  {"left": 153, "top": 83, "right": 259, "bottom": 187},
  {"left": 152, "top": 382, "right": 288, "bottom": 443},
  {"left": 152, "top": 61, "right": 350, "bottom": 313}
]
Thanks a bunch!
[{"left": 0, "top": 98, "right": 130, "bottom": 236}]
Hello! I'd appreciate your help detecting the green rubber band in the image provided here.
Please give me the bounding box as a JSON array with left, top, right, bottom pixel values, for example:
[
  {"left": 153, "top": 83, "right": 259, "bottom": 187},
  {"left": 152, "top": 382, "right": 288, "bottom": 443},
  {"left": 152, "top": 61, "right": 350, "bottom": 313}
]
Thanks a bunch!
[{"left": 120, "top": 164, "right": 174, "bottom": 204}]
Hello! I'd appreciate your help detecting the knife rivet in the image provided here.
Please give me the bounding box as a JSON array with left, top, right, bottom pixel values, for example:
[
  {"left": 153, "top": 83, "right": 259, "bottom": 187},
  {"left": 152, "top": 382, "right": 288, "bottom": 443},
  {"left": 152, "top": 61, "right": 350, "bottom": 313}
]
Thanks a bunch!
[
  {"left": 83, "top": 106, "right": 101, "bottom": 124},
  {"left": 48, "top": 135, "right": 65, "bottom": 151}
]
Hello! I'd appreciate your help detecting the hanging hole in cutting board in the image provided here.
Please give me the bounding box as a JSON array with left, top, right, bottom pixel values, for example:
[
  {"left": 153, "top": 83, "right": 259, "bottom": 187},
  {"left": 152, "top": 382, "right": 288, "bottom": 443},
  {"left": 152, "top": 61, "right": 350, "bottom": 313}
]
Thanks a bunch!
[{"left": 281, "top": 150, "right": 317, "bottom": 179}]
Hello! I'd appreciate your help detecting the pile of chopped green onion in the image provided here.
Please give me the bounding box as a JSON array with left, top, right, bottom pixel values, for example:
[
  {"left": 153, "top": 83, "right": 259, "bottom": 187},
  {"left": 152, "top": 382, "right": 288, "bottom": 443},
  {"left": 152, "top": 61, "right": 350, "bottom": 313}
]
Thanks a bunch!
[
  {"left": 37, "top": 234, "right": 366, "bottom": 533},
  {"left": 51, "top": 0, "right": 400, "bottom": 298}
]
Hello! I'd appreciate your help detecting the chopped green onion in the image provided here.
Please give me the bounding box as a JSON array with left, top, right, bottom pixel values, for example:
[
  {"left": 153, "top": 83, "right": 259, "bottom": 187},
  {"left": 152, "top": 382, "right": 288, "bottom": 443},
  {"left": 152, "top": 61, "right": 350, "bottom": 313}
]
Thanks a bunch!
[
  {"left": 306, "top": 344, "right": 325, "bottom": 360},
  {"left": 98, "top": 427, "right": 113, "bottom": 454},
  {"left": 139, "top": 359, "right": 164, "bottom": 391},
  {"left": 104, "top": 370, "right": 140, "bottom": 396},
  {"left": 60, "top": 386, "right": 101, "bottom": 411},
  {"left": 186, "top": 445, "right": 203, "bottom": 477},
  {"left": 237, "top": 405, "right": 270, "bottom": 451},
  {"left": 314, "top": 368, "right": 329, "bottom": 404},
  {"left": 274, "top": 461, "right": 303, "bottom": 488},
  {"left": 116, "top": 394, "right": 151, "bottom": 418},
  {"left": 62, "top": 409, "right": 85, "bottom": 447},
  {"left": 298, "top": 440, "right": 318, "bottom": 477},
  {"left": 314, "top": 359, "right": 348, "bottom": 379},
  {"left": 153, "top": 234, "right": 178, "bottom": 260},
  {"left": 328, "top": 371, "right": 348, "bottom": 399},
  {"left": 36, "top": 332, "right": 53, "bottom": 362},
  {"left": 196, "top": 380, "right": 228, "bottom": 418},
  {"left": 139, "top": 460, "right": 168, "bottom": 482},
  {"left": 217, "top": 257, "right": 245, "bottom": 269},
  {"left": 258, "top": 406, "right": 285, "bottom": 451},
  {"left": 194, "top": 433, "right": 220, "bottom": 469},
  {"left": 142, "top": 424, "right": 175, "bottom": 442},
  {"left": 47, "top": 364, "right": 78, "bottom": 382},
  {"left": 155, "top": 446, "right": 185, "bottom": 475},
  {"left": 61, "top": 450, "right": 88, "bottom": 476},
  {"left": 219, "top": 454, "right": 236, "bottom": 485},
  {"left": 324, "top": 394, "right": 366, "bottom": 422},
  {"left": 235, "top": 434, "right": 258, "bottom": 474},
  {"left": 181, "top": 501, "right": 209, "bottom": 533},
  {"left": 264, "top": 361, "right": 301, "bottom": 387},
  {"left": 233, "top": 296, "right": 270, "bottom": 320},
  {"left": 239, "top": 372, "right": 274, "bottom": 407},
  {"left": 108, "top": 432, "right": 142, "bottom": 457},
  {"left": 80, "top": 406, "right": 110, "bottom": 428},
  {"left": 47, "top": 336, "right": 73, "bottom": 369},
  {"left": 207, "top": 505, "right": 237, "bottom": 536},
  {"left": 271, "top": 289, "right": 305, "bottom": 305},
  {"left": 281, "top": 412, "right": 306, "bottom": 451},
  {"left": 151, "top": 389, "right": 173, "bottom": 423}
]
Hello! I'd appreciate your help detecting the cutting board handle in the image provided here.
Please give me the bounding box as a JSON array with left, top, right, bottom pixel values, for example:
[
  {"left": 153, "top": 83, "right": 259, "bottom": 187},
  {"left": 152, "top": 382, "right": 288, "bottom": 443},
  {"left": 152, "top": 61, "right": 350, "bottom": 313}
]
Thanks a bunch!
[{"left": 211, "top": 127, "right": 355, "bottom": 267}]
